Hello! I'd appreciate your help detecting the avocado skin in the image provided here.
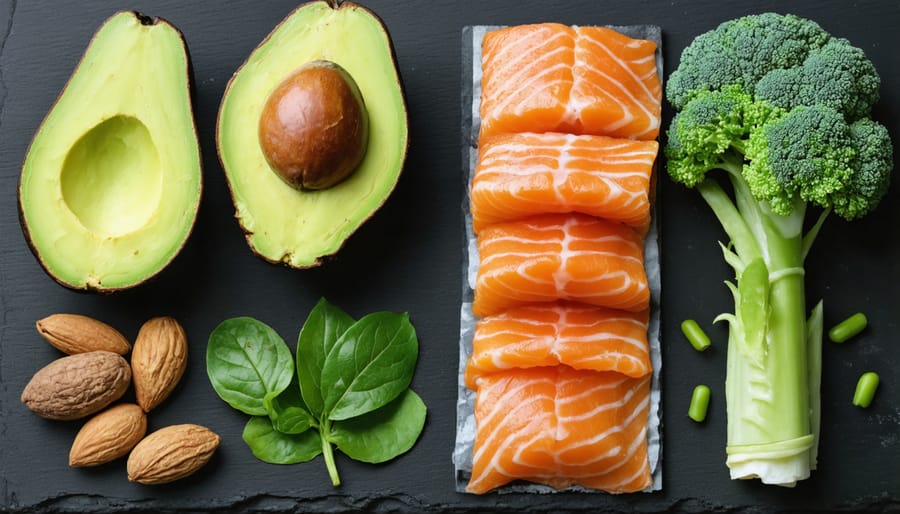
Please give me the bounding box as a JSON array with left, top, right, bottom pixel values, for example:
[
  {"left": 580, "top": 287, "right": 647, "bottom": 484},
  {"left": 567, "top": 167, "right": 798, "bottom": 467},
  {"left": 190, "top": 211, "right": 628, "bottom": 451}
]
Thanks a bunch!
[
  {"left": 216, "top": 0, "right": 409, "bottom": 269},
  {"left": 18, "top": 11, "right": 202, "bottom": 292}
]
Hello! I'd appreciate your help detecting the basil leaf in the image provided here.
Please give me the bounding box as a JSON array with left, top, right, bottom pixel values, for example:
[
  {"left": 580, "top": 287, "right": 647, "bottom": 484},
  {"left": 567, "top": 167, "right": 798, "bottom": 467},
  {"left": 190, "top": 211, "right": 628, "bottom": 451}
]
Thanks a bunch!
[
  {"left": 322, "top": 312, "right": 418, "bottom": 421},
  {"left": 264, "top": 373, "right": 316, "bottom": 435},
  {"left": 330, "top": 389, "right": 426, "bottom": 463},
  {"left": 206, "top": 317, "right": 294, "bottom": 415},
  {"left": 242, "top": 416, "right": 322, "bottom": 464},
  {"left": 296, "top": 298, "right": 355, "bottom": 417}
]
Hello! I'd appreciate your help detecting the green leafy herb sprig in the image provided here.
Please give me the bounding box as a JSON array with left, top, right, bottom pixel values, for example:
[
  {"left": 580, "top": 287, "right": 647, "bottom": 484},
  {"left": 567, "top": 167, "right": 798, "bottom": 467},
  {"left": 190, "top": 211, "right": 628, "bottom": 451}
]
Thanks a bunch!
[{"left": 206, "top": 298, "right": 426, "bottom": 486}]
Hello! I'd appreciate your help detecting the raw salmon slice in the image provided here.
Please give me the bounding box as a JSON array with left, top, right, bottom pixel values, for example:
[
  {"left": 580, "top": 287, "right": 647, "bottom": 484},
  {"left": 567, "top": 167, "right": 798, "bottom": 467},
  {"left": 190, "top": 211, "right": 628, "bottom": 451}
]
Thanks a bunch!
[
  {"left": 479, "top": 24, "right": 660, "bottom": 140},
  {"left": 473, "top": 213, "right": 649, "bottom": 317},
  {"left": 479, "top": 24, "right": 577, "bottom": 141},
  {"left": 465, "top": 303, "right": 650, "bottom": 389},
  {"left": 470, "top": 132, "right": 658, "bottom": 234},
  {"left": 571, "top": 27, "right": 662, "bottom": 140},
  {"left": 466, "top": 366, "right": 652, "bottom": 494}
]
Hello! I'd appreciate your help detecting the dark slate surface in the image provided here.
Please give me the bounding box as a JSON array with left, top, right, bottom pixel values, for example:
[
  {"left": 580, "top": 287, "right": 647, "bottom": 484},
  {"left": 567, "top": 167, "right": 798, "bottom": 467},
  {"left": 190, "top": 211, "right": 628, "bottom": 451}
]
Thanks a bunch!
[{"left": 0, "top": 0, "right": 898, "bottom": 512}]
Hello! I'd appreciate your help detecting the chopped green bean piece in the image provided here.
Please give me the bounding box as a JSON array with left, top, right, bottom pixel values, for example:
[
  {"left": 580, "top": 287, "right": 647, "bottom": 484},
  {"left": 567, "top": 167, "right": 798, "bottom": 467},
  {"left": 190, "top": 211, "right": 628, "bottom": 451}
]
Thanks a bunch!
[
  {"left": 688, "top": 384, "right": 711, "bottom": 422},
  {"left": 681, "top": 319, "right": 711, "bottom": 351},
  {"left": 828, "top": 312, "right": 868, "bottom": 343},
  {"left": 852, "top": 372, "right": 880, "bottom": 408}
]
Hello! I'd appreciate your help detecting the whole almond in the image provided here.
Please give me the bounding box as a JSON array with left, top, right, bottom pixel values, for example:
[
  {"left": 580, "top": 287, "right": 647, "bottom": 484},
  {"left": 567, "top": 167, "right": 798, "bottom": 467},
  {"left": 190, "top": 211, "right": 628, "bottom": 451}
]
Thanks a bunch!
[
  {"left": 21, "top": 351, "right": 131, "bottom": 420},
  {"left": 69, "top": 403, "right": 147, "bottom": 467},
  {"left": 131, "top": 317, "right": 188, "bottom": 412},
  {"left": 36, "top": 314, "right": 130, "bottom": 355},
  {"left": 127, "top": 424, "right": 219, "bottom": 485}
]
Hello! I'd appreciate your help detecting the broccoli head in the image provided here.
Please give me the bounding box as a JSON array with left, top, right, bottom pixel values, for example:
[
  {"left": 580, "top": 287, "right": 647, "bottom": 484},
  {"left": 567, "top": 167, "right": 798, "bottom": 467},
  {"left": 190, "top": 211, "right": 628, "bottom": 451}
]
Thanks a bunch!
[
  {"left": 666, "top": 13, "right": 830, "bottom": 109},
  {"left": 666, "top": 12, "right": 892, "bottom": 220}
]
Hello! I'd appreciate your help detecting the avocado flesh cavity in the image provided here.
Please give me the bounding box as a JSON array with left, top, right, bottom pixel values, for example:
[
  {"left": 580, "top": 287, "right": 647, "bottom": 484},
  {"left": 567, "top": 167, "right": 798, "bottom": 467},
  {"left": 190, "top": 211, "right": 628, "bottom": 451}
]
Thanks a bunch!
[
  {"left": 217, "top": 1, "right": 408, "bottom": 268},
  {"left": 19, "top": 12, "right": 202, "bottom": 291}
]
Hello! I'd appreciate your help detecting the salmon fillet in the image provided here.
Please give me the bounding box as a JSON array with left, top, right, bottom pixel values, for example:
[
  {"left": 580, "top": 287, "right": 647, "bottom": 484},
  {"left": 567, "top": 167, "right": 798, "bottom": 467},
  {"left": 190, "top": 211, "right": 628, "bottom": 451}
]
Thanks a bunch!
[
  {"left": 571, "top": 27, "right": 662, "bottom": 140},
  {"left": 465, "top": 303, "right": 650, "bottom": 389},
  {"left": 479, "top": 24, "right": 577, "bottom": 141},
  {"left": 473, "top": 213, "right": 649, "bottom": 317},
  {"left": 466, "top": 366, "right": 652, "bottom": 494},
  {"left": 471, "top": 132, "right": 658, "bottom": 234},
  {"left": 479, "top": 24, "right": 660, "bottom": 140}
]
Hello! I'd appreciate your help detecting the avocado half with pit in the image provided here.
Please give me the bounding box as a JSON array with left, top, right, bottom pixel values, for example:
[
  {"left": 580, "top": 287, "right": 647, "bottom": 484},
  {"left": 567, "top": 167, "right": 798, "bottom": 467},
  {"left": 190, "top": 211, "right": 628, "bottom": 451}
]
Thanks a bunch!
[
  {"left": 217, "top": 0, "right": 409, "bottom": 268},
  {"left": 19, "top": 12, "right": 202, "bottom": 291}
]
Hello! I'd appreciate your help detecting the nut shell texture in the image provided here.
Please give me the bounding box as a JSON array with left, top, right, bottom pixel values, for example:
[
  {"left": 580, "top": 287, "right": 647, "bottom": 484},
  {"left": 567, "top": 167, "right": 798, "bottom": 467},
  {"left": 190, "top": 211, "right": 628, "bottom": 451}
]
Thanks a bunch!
[
  {"left": 131, "top": 316, "right": 188, "bottom": 412},
  {"left": 127, "top": 424, "right": 220, "bottom": 485},
  {"left": 37, "top": 313, "right": 131, "bottom": 355},
  {"left": 69, "top": 403, "right": 147, "bottom": 467},
  {"left": 21, "top": 351, "right": 131, "bottom": 420}
]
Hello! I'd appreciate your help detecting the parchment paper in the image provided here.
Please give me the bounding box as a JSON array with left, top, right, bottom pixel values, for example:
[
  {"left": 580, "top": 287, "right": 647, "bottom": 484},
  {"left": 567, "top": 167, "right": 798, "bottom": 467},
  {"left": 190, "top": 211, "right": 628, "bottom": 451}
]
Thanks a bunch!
[{"left": 453, "top": 24, "right": 663, "bottom": 494}]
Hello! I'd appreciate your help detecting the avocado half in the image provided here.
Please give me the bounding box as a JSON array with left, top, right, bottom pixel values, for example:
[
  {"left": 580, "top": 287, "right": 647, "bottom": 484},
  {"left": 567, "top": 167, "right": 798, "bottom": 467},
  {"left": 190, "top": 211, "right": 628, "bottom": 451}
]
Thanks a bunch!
[
  {"left": 217, "top": 1, "right": 409, "bottom": 268},
  {"left": 19, "top": 12, "right": 202, "bottom": 291}
]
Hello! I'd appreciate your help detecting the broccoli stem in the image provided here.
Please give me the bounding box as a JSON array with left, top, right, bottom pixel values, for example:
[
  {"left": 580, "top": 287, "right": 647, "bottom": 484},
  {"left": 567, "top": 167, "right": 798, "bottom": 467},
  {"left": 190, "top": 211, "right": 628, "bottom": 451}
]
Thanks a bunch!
[{"left": 697, "top": 166, "right": 816, "bottom": 486}]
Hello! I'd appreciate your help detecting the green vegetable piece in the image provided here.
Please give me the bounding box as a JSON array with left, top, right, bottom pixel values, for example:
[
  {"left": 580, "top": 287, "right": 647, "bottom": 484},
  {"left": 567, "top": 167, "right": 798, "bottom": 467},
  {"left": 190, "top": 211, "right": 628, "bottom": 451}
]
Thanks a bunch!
[
  {"left": 264, "top": 373, "right": 316, "bottom": 435},
  {"left": 828, "top": 312, "right": 868, "bottom": 343},
  {"left": 689, "top": 385, "right": 711, "bottom": 422},
  {"left": 807, "top": 301, "right": 824, "bottom": 470},
  {"left": 738, "top": 257, "right": 770, "bottom": 365},
  {"left": 242, "top": 416, "right": 322, "bottom": 464},
  {"left": 297, "top": 298, "right": 355, "bottom": 417},
  {"left": 322, "top": 311, "right": 418, "bottom": 421},
  {"left": 330, "top": 389, "right": 427, "bottom": 463},
  {"left": 206, "top": 317, "right": 295, "bottom": 415},
  {"left": 681, "top": 319, "right": 711, "bottom": 351},
  {"left": 852, "top": 372, "right": 880, "bottom": 408}
]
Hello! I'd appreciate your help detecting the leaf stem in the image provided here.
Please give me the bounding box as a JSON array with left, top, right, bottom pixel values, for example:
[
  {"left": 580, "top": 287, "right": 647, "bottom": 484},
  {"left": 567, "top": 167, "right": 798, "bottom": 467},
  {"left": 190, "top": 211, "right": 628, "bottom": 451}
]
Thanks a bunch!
[{"left": 321, "top": 419, "right": 340, "bottom": 486}]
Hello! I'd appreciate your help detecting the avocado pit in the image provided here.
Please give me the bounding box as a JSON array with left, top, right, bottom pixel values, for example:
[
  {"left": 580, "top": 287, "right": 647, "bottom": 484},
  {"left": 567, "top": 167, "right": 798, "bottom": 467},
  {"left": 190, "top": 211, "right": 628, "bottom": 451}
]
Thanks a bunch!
[{"left": 258, "top": 60, "right": 369, "bottom": 190}]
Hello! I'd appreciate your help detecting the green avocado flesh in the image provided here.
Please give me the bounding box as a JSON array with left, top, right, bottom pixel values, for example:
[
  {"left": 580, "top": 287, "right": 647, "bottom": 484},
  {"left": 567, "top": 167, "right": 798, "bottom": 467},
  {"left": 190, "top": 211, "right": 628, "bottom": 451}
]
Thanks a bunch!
[
  {"left": 218, "top": 1, "right": 408, "bottom": 268},
  {"left": 19, "top": 12, "right": 201, "bottom": 291}
]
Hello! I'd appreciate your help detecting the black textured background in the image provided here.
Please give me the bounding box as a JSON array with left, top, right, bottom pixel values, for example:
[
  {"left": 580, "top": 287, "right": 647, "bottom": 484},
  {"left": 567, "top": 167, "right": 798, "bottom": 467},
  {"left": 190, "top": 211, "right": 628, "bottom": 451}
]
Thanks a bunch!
[{"left": 1, "top": 1, "right": 898, "bottom": 512}]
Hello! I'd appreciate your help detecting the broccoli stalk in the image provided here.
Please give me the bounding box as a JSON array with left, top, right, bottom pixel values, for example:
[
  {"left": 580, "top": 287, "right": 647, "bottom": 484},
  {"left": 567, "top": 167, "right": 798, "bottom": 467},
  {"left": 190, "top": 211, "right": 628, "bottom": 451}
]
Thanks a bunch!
[
  {"left": 698, "top": 169, "right": 815, "bottom": 485},
  {"left": 666, "top": 14, "right": 892, "bottom": 486}
]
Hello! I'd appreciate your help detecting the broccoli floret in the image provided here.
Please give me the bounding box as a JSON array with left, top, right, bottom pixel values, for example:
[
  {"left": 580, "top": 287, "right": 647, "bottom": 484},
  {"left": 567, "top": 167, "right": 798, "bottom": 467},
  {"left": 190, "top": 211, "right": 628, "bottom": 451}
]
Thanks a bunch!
[
  {"left": 755, "top": 38, "right": 881, "bottom": 120},
  {"left": 665, "top": 87, "right": 747, "bottom": 185},
  {"left": 833, "top": 119, "right": 893, "bottom": 219},
  {"left": 745, "top": 105, "right": 856, "bottom": 215},
  {"left": 666, "top": 87, "right": 781, "bottom": 187},
  {"left": 666, "top": 13, "right": 830, "bottom": 109}
]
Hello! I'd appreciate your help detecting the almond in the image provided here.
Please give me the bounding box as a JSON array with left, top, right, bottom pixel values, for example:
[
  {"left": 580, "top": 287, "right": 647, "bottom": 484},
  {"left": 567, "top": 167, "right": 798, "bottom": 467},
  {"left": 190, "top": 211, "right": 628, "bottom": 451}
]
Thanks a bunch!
[
  {"left": 69, "top": 403, "right": 147, "bottom": 467},
  {"left": 36, "top": 314, "right": 131, "bottom": 355},
  {"left": 127, "top": 424, "right": 220, "bottom": 485},
  {"left": 21, "top": 351, "right": 131, "bottom": 420},
  {"left": 131, "top": 317, "right": 188, "bottom": 412}
]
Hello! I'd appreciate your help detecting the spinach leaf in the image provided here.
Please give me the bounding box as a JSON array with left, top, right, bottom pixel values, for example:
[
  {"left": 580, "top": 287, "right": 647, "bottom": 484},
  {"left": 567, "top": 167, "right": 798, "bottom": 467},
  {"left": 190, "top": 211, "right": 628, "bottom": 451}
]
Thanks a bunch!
[
  {"left": 206, "top": 317, "right": 295, "bottom": 415},
  {"left": 321, "top": 312, "right": 418, "bottom": 421},
  {"left": 264, "top": 373, "right": 316, "bottom": 435},
  {"left": 296, "top": 298, "right": 354, "bottom": 417},
  {"left": 242, "top": 416, "right": 321, "bottom": 464},
  {"left": 330, "top": 389, "right": 426, "bottom": 463}
]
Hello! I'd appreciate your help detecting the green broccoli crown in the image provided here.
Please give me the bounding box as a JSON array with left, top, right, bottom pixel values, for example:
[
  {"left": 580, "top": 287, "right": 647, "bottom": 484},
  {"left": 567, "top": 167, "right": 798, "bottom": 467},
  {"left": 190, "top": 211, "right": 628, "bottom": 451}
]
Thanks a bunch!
[
  {"left": 666, "top": 12, "right": 893, "bottom": 221},
  {"left": 755, "top": 38, "right": 881, "bottom": 120},
  {"left": 666, "top": 13, "right": 829, "bottom": 109}
]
